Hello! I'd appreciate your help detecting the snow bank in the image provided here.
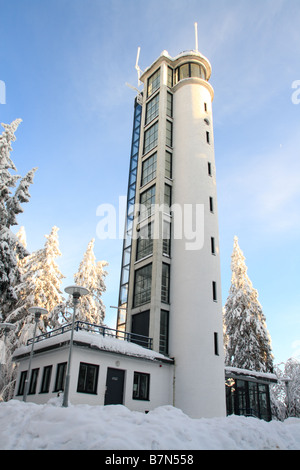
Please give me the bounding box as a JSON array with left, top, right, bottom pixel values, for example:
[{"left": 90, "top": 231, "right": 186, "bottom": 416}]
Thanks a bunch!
[{"left": 0, "top": 399, "right": 299, "bottom": 450}]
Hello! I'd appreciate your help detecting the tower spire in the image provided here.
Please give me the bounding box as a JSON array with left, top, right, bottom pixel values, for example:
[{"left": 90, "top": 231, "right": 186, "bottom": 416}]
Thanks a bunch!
[{"left": 194, "top": 22, "right": 199, "bottom": 52}]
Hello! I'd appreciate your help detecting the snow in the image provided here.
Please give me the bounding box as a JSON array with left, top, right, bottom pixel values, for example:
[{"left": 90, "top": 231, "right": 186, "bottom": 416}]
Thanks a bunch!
[
  {"left": 0, "top": 399, "right": 299, "bottom": 450},
  {"left": 14, "top": 329, "right": 171, "bottom": 362},
  {"left": 225, "top": 366, "right": 277, "bottom": 382}
]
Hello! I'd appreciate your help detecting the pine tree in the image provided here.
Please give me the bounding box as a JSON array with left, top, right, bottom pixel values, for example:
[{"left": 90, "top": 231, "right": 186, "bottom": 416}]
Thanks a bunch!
[
  {"left": 0, "top": 119, "right": 37, "bottom": 318},
  {"left": 223, "top": 236, "right": 273, "bottom": 373},
  {"left": 73, "top": 238, "right": 108, "bottom": 325},
  {"left": 6, "top": 226, "right": 65, "bottom": 345}
]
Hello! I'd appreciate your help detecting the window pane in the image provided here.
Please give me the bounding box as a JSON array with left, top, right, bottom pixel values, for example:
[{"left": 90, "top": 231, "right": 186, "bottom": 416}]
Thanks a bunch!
[
  {"left": 147, "top": 69, "right": 160, "bottom": 97},
  {"left": 161, "top": 263, "right": 170, "bottom": 303},
  {"left": 163, "top": 220, "right": 171, "bottom": 256},
  {"left": 190, "top": 63, "right": 201, "bottom": 78},
  {"left": 29, "top": 368, "right": 39, "bottom": 394},
  {"left": 133, "top": 372, "right": 150, "bottom": 400},
  {"left": 133, "top": 264, "right": 152, "bottom": 307},
  {"left": 166, "top": 121, "right": 172, "bottom": 147},
  {"left": 77, "top": 362, "right": 99, "bottom": 394},
  {"left": 164, "top": 184, "right": 172, "bottom": 213},
  {"left": 166, "top": 92, "right": 173, "bottom": 118},
  {"left": 140, "top": 185, "right": 156, "bottom": 220},
  {"left": 144, "top": 122, "right": 158, "bottom": 154},
  {"left": 40, "top": 365, "right": 52, "bottom": 393},
  {"left": 145, "top": 94, "right": 159, "bottom": 125},
  {"left": 160, "top": 310, "right": 169, "bottom": 355},
  {"left": 180, "top": 63, "right": 189, "bottom": 79},
  {"left": 54, "top": 362, "right": 67, "bottom": 392},
  {"left": 167, "top": 67, "right": 173, "bottom": 88},
  {"left": 165, "top": 151, "right": 172, "bottom": 179},
  {"left": 136, "top": 223, "right": 153, "bottom": 260},
  {"left": 141, "top": 153, "right": 157, "bottom": 186}
]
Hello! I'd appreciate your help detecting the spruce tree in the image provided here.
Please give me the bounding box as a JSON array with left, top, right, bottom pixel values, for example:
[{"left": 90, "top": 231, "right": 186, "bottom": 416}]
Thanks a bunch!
[
  {"left": 6, "top": 226, "right": 65, "bottom": 345},
  {"left": 73, "top": 238, "right": 108, "bottom": 325},
  {"left": 0, "top": 119, "right": 37, "bottom": 318},
  {"left": 223, "top": 236, "right": 273, "bottom": 373}
]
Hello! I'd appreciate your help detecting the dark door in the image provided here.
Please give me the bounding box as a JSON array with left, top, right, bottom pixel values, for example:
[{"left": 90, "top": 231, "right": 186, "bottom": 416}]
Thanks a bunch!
[{"left": 104, "top": 368, "right": 125, "bottom": 405}]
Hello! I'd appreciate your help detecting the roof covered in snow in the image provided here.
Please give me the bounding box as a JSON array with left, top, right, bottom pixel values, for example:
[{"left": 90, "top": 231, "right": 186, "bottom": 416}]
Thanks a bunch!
[
  {"left": 13, "top": 329, "right": 173, "bottom": 364},
  {"left": 225, "top": 366, "right": 278, "bottom": 383}
]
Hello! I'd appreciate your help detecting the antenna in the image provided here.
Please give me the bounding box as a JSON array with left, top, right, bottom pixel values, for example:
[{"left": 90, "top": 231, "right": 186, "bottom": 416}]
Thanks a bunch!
[
  {"left": 135, "top": 46, "right": 143, "bottom": 86},
  {"left": 194, "top": 22, "right": 199, "bottom": 52},
  {"left": 125, "top": 82, "right": 143, "bottom": 105}
]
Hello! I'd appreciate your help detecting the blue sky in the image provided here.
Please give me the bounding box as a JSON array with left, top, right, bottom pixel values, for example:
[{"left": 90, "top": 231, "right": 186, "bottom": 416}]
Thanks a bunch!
[{"left": 1, "top": 0, "right": 300, "bottom": 364}]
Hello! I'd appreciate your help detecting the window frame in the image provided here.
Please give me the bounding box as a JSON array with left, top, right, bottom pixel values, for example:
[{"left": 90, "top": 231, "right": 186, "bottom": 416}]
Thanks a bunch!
[
  {"left": 145, "top": 93, "right": 159, "bottom": 125},
  {"left": 132, "top": 371, "right": 150, "bottom": 401},
  {"left": 40, "top": 365, "right": 53, "bottom": 394},
  {"left": 161, "top": 262, "right": 170, "bottom": 304},
  {"left": 143, "top": 121, "right": 159, "bottom": 155},
  {"left": 139, "top": 185, "right": 156, "bottom": 221},
  {"left": 136, "top": 222, "right": 154, "bottom": 261},
  {"left": 77, "top": 362, "right": 99, "bottom": 395},
  {"left": 147, "top": 68, "right": 160, "bottom": 98},
  {"left": 53, "top": 362, "right": 67, "bottom": 392},
  {"left": 212, "top": 281, "right": 217, "bottom": 302},
  {"left": 133, "top": 264, "right": 152, "bottom": 308},
  {"left": 166, "top": 120, "right": 173, "bottom": 148},
  {"left": 141, "top": 152, "right": 157, "bottom": 187},
  {"left": 28, "top": 368, "right": 39, "bottom": 395}
]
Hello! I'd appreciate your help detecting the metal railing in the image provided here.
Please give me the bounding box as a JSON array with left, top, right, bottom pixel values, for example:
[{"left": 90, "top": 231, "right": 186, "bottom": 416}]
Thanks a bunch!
[{"left": 27, "top": 320, "right": 153, "bottom": 350}]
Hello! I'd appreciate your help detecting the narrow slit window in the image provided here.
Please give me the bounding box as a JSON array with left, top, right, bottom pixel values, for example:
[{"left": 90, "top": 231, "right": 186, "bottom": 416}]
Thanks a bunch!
[
  {"left": 208, "top": 162, "right": 212, "bottom": 176},
  {"left": 206, "top": 131, "right": 210, "bottom": 144},
  {"left": 211, "top": 237, "right": 216, "bottom": 255},
  {"left": 209, "top": 197, "right": 214, "bottom": 213},
  {"left": 214, "top": 332, "right": 219, "bottom": 356},
  {"left": 212, "top": 281, "right": 217, "bottom": 301}
]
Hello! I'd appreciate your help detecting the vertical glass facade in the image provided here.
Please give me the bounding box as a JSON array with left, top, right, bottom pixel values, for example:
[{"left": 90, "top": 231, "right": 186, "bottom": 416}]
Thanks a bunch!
[
  {"left": 226, "top": 377, "right": 272, "bottom": 421},
  {"left": 117, "top": 98, "right": 142, "bottom": 330}
]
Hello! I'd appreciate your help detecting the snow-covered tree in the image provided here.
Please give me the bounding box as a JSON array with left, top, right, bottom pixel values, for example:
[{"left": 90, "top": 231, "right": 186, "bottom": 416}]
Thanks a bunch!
[
  {"left": 73, "top": 238, "right": 108, "bottom": 325},
  {"left": 271, "top": 358, "right": 300, "bottom": 420},
  {"left": 223, "top": 236, "right": 273, "bottom": 373},
  {"left": 6, "top": 226, "right": 65, "bottom": 345},
  {"left": 0, "top": 119, "right": 37, "bottom": 318}
]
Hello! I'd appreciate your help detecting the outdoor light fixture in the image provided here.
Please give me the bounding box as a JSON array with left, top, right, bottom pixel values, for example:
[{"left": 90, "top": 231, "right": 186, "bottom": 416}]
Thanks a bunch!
[
  {"left": 62, "top": 285, "right": 89, "bottom": 407},
  {"left": 0, "top": 322, "right": 15, "bottom": 336},
  {"left": 23, "top": 306, "right": 48, "bottom": 402}
]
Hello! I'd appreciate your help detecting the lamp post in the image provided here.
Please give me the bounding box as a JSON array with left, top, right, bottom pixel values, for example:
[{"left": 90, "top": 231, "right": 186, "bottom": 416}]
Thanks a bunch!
[
  {"left": 23, "top": 307, "right": 48, "bottom": 402},
  {"left": 62, "top": 285, "right": 89, "bottom": 408}
]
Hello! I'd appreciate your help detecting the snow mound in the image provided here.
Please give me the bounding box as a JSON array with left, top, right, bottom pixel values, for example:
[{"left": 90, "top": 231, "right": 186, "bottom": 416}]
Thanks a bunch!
[{"left": 0, "top": 400, "right": 299, "bottom": 450}]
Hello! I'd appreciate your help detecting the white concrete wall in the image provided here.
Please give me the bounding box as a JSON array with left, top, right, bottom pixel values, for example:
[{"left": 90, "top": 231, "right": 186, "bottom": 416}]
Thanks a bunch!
[
  {"left": 169, "top": 78, "right": 226, "bottom": 418},
  {"left": 14, "top": 345, "right": 173, "bottom": 413}
]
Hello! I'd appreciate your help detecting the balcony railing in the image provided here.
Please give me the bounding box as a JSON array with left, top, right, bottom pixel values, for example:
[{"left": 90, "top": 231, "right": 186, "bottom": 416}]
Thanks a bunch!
[{"left": 27, "top": 320, "right": 153, "bottom": 350}]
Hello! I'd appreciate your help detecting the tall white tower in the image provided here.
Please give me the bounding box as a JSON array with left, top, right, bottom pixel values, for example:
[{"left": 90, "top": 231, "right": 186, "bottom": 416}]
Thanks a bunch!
[{"left": 117, "top": 47, "right": 226, "bottom": 418}]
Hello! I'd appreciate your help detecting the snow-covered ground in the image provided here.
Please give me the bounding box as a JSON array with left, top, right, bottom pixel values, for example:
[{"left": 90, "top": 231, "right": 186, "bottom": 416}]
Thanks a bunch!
[{"left": 0, "top": 398, "right": 299, "bottom": 450}]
